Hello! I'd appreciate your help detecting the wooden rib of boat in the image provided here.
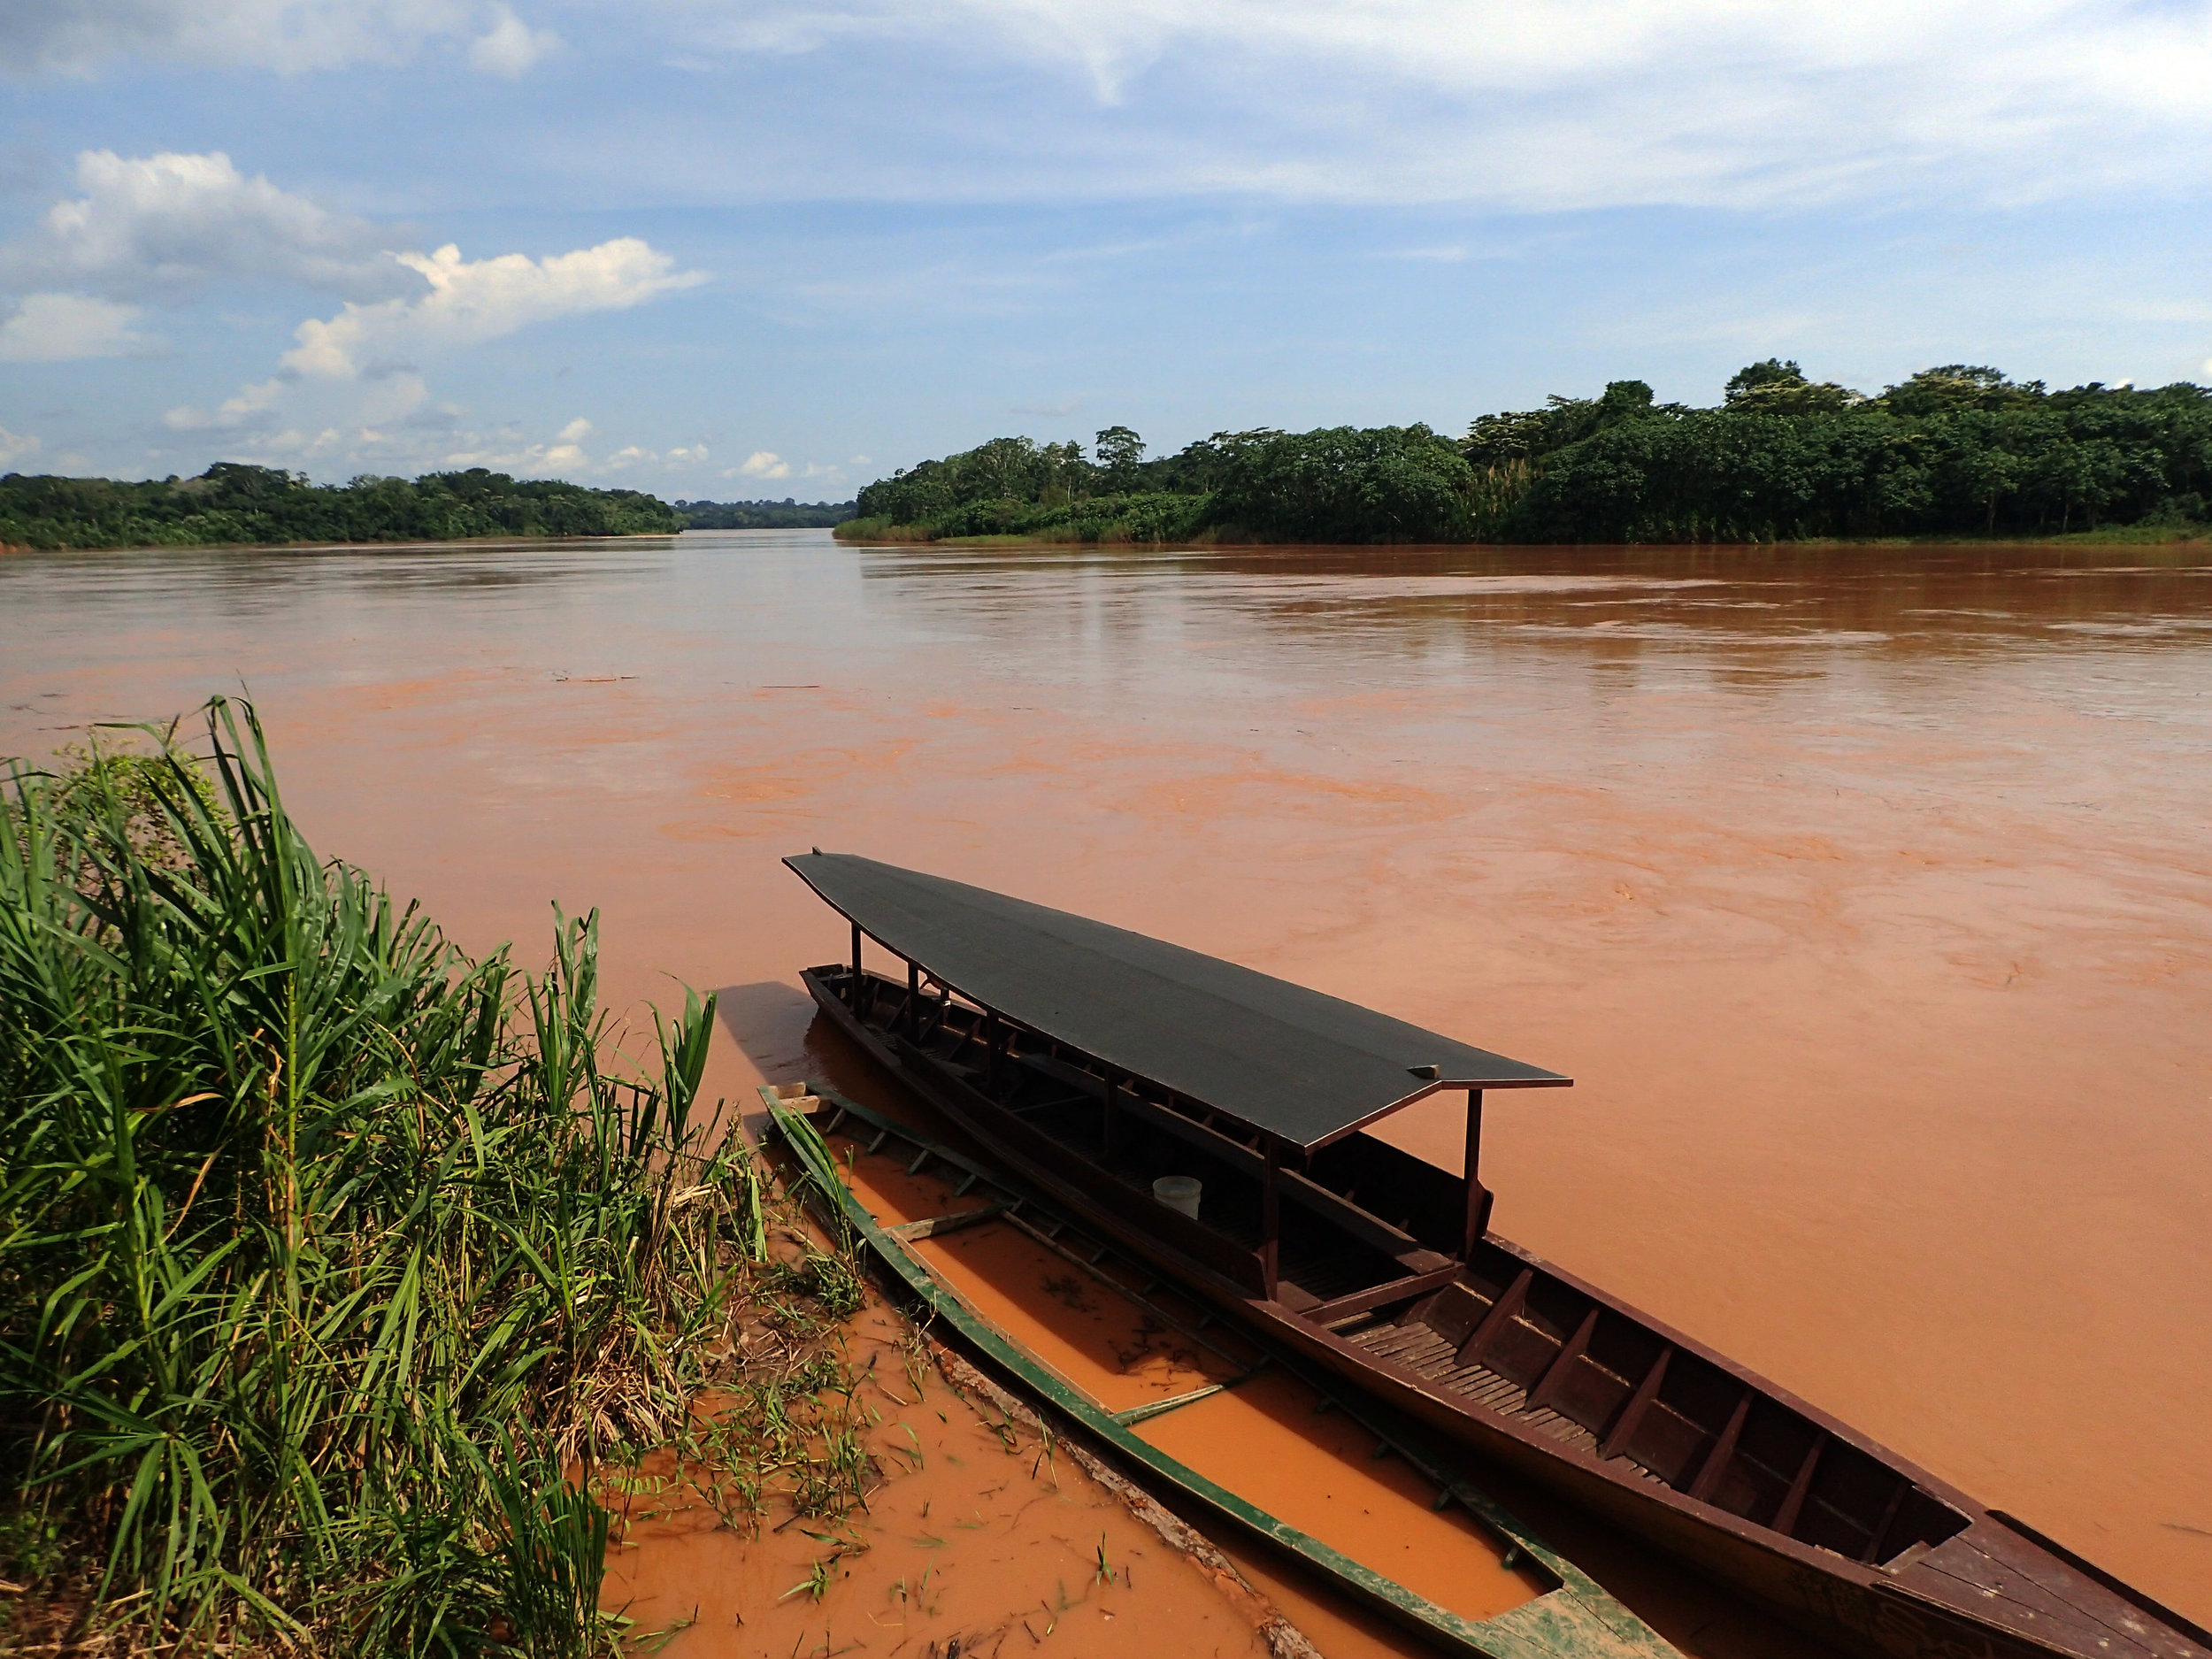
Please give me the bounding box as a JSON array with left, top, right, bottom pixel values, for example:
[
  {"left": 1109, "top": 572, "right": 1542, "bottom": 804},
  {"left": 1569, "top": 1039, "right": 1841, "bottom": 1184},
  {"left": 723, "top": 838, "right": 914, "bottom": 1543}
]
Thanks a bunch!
[
  {"left": 782, "top": 851, "right": 2212, "bottom": 1659},
  {"left": 759, "top": 1079, "right": 1680, "bottom": 1659}
]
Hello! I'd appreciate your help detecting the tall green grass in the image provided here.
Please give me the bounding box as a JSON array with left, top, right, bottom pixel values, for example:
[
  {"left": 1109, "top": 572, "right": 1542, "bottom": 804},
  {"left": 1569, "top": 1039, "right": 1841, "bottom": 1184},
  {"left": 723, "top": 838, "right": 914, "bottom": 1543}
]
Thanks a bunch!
[{"left": 0, "top": 699, "right": 772, "bottom": 1653}]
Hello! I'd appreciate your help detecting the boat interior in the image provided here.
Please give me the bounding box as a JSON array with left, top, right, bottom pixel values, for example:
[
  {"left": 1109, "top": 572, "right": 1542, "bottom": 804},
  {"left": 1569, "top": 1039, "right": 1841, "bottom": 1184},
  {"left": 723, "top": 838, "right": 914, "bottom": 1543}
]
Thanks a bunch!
[{"left": 826, "top": 959, "right": 1976, "bottom": 1571}]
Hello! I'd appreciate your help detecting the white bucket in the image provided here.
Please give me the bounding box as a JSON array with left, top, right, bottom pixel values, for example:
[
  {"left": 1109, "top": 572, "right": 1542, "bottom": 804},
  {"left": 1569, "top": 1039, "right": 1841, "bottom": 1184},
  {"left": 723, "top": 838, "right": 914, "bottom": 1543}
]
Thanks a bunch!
[{"left": 1152, "top": 1175, "right": 1202, "bottom": 1220}]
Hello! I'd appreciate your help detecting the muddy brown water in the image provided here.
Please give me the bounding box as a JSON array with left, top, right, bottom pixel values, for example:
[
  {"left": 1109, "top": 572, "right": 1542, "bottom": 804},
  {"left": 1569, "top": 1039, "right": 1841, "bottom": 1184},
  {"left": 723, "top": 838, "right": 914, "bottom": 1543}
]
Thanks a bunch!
[{"left": 4, "top": 532, "right": 2208, "bottom": 1651}]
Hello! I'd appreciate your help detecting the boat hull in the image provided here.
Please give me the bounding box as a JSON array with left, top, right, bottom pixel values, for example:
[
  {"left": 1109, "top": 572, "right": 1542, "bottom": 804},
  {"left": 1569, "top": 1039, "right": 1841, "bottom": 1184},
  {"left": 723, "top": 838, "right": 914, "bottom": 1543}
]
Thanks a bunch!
[{"left": 798, "top": 964, "right": 2209, "bottom": 1659}]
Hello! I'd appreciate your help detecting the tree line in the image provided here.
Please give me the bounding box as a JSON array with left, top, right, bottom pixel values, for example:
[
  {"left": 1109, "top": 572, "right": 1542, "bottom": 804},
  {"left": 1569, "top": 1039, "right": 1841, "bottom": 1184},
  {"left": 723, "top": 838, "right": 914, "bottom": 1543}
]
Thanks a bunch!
[
  {"left": 673, "top": 497, "right": 856, "bottom": 529},
  {"left": 846, "top": 365, "right": 2212, "bottom": 544},
  {"left": 0, "top": 463, "right": 683, "bottom": 550}
]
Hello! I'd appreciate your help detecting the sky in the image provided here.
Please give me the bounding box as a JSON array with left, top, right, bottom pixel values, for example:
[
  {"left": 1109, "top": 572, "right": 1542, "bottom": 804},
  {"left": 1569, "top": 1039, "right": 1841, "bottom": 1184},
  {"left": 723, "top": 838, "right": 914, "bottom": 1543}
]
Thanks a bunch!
[{"left": 4, "top": 1, "right": 2212, "bottom": 500}]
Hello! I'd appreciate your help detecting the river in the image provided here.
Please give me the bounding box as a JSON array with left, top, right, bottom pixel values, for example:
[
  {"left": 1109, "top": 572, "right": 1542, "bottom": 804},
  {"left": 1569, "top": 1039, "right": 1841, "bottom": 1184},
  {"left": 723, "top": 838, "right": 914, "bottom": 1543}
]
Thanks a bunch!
[{"left": 4, "top": 529, "right": 2207, "bottom": 1642}]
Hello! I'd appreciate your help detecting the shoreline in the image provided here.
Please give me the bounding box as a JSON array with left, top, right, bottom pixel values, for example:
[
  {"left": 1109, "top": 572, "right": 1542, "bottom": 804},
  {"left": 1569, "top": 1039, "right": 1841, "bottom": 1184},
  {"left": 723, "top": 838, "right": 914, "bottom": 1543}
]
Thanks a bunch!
[
  {"left": 0, "top": 529, "right": 686, "bottom": 556},
  {"left": 833, "top": 520, "right": 2210, "bottom": 551}
]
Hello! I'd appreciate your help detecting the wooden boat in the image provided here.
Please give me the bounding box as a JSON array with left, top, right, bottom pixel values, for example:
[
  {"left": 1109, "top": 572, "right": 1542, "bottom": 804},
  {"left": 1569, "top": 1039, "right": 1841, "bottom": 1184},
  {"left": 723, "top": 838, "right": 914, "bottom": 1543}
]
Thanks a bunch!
[
  {"left": 783, "top": 851, "right": 2212, "bottom": 1659},
  {"left": 759, "top": 1079, "right": 1680, "bottom": 1659}
]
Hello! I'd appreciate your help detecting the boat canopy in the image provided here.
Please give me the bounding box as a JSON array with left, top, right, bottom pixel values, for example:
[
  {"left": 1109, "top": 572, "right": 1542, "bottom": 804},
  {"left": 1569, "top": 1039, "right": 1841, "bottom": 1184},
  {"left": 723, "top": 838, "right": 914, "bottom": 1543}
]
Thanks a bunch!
[{"left": 785, "top": 852, "right": 1570, "bottom": 1150}]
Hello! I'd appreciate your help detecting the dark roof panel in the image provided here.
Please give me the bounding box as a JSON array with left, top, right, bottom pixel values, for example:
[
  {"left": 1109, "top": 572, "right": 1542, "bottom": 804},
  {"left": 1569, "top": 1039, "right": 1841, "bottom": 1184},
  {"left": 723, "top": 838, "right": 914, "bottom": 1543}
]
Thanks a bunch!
[{"left": 786, "top": 852, "right": 1569, "bottom": 1149}]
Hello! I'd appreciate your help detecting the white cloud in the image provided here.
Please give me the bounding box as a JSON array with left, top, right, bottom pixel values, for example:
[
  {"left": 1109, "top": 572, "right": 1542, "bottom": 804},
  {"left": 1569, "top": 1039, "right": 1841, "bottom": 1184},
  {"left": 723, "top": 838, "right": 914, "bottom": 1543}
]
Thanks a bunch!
[
  {"left": 136, "top": 403, "right": 714, "bottom": 481},
  {"left": 731, "top": 449, "right": 792, "bottom": 480},
  {"left": 0, "top": 292, "right": 151, "bottom": 361},
  {"left": 163, "top": 376, "right": 292, "bottom": 431},
  {"left": 0, "top": 424, "right": 42, "bottom": 469},
  {"left": 161, "top": 228, "right": 702, "bottom": 464},
  {"left": 441, "top": 423, "right": 707, "bottom": 476},
  {"left": 470, "top": 3, "right": 560, "bottom": 74},
  {"left": 609, "top": 442, "right": 709, "bottom": 470},
  {"left": 4, "top": 0, "right": 556, "bottom": 77},
  {"left": 281, "top": 238, "right": 705, "bottom": 379},
  {"left": 2, "top": 150, "right": 406, "bottom": 301},
  {"left": 689, "top": 0, "right": 2212, "bottom": 209}
]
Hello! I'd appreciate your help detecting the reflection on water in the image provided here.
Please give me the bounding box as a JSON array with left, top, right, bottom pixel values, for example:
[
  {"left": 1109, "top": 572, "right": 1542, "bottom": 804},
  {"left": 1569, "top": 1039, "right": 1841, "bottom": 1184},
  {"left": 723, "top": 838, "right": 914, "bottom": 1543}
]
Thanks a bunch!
[{"left": 4, "top": 530, "right": 2208, "bottom": 1640}]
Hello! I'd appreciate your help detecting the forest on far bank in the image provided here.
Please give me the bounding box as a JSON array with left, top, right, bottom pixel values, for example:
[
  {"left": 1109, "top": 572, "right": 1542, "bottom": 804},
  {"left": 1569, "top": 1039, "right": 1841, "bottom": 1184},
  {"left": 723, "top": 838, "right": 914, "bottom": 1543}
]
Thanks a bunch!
[
  {"left": 844, "top": 363, "right": 2212, "bottom": 545},
  {"left": 0, "top": 464, "right": 682, "bottom": 550},
  {"left": 673, "top": 497, "right": 856, "bottom": 529}
]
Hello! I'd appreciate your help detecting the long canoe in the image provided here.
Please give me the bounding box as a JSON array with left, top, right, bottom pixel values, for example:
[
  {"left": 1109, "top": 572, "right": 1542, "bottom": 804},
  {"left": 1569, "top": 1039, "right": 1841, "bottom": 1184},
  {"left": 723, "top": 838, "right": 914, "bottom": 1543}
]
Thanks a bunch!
[
  {"left": 783, "top": 851, "right": 2212, "bottom": 1659},
  {"left": 759, "top": 1079, "right": 1679, "bottom": 1659}
]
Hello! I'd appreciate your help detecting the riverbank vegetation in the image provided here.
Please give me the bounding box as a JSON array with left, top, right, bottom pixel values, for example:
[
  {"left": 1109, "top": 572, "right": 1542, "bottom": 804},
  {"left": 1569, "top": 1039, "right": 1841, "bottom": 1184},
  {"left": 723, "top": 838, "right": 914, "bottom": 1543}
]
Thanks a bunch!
[
  {"left": 0, "top": 701, "right": 865, "bottom": 1654},
  {"left": 673, "top": 497, "right": 856, "bottom": 529},
  {"left": 843, "top": 365, "right": 2212, "bottom": 545},
  {"left": 0, "top": 464, "right": 682, "bottom": 551}
]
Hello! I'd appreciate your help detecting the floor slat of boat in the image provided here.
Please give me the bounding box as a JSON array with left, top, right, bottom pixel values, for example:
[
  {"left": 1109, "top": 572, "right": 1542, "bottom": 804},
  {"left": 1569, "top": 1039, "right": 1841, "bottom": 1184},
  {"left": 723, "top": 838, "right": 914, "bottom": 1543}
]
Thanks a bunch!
[{"left": 1347, "top": 1318, "right": 1666, "bottom": 1484}]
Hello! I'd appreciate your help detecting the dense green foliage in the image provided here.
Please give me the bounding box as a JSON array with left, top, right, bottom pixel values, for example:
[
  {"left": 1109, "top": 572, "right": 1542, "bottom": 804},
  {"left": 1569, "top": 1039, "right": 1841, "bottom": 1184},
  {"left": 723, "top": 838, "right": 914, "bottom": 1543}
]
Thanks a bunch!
[
  {"left": 0, "top": 464, "right": 681, "bottom": 551},
  {"left": 848, "top": 364, "right": 2212, "bottom": 545},
  {"left": 1494, "top": 365, "right": 2212, "bottom": 541},
  {"left": 849, "top": 425, "right": 1469, "bottom": 544},
  {"left": 0, "top": 703, "right": 809, "bottom": 1653},
  {"left": 673, "top": 497, "right": 856, "bottom": 529},
  {"left": 1202, "top": 426, "right": 1476, "bottom": 542}
]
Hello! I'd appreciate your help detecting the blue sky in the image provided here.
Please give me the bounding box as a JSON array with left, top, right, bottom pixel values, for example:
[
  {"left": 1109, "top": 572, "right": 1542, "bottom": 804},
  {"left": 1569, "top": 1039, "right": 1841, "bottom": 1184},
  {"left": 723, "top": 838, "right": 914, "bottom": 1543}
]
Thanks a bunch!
[{"left": 4, "top": 0, "right": 2212, "bottom": 498}]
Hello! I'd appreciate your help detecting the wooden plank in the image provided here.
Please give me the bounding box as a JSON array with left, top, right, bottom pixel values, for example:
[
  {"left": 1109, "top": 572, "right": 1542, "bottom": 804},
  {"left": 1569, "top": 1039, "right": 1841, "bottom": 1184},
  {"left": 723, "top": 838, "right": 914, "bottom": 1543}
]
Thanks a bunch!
[
  {"left": 1111, "top": 1382, "right": 1232, "bottom": 1426},
  {"left": 1860, "top": 1477, "right": 1910, "bottom": 1564},
  {"left": 1688, "top": 1391, "right": 1752, "bottom": 1504},
  {"left": 887, "top": 1203, "right": 1010, "bottom": 1241},
  {"left": 1525, "top": 1304, "right": 1601, "bottom": 1414},
  {"left": 1600, "top": 1348, "right": 1671, "bottom": 1460},
  {"left": 1455, "top": 1267, "right": 1533, "bottom": 1368},
  {"left": 1986, "top": 1510, "right": 2212, "bottom": 1649},
  {"left": 1300, "top": 1265, "right": 1463, "bottom": 1328},
  {"left": 1365, "top": 1330, "right": 1441, "bottom": 1363},
  {"left": 1770, "top": 1437, "right": 1824, "bottom": 1539}
]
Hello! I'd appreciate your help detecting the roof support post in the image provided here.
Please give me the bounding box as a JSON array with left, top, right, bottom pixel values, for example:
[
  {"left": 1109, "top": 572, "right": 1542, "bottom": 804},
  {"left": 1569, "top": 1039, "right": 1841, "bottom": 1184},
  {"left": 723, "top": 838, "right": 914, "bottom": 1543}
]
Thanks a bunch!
[
  {"left": 1260, "top": 1141, "right": 1281, "bottom": 1301},
  {"left": 1462, "top": 1088, "right": 1491, "bottom": 1260},
  {"left": 985, "top": 1010, "right": 1001, "bottom": 1087},
  {"left": 1102, "top": 1070, "right": 1119, "bottom": 1164},
  {"left": 905, "top": 959, "right": 919, "bottom": 1039},
  {"left": 849, "top": 922, "right": 864, "bottom": 1009}
]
